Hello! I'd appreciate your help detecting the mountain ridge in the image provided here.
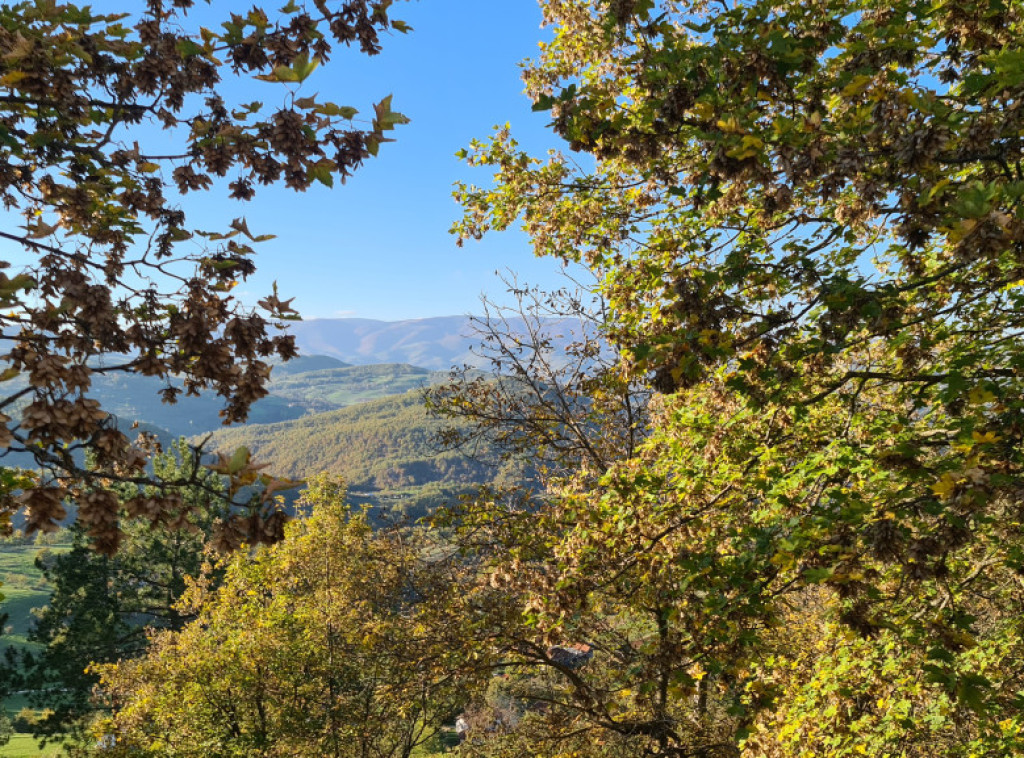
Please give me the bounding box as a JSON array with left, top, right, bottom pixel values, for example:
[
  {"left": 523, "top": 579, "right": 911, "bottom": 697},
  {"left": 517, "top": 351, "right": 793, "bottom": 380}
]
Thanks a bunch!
[
  {"left": 283, "top": 314, "right": 585, "bottom": 370},
  {"left": 283, "top": 316, "right": 479, "bottom": 370}
]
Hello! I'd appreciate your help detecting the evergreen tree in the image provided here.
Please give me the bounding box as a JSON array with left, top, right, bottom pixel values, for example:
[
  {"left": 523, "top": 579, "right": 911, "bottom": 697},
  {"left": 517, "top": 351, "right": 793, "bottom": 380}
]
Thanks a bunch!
[{"left": 23, "top": 441, "right": 223, "bottom": 744}]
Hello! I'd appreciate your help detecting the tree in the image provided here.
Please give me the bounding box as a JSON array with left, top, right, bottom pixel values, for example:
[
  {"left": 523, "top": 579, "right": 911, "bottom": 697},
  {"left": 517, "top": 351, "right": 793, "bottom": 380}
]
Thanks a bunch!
[
  {"left": 95, "top": 475, "right": 482, "bottom": 757},
  {"left": 426, "top": 273, "right": 649, "bottom": 482},
  {"left": 450, "top": 0, "right": 1024, "bottom": 755},
  {"left": 21, "top": 440, "right": 225, "bottom": 745},
  {"left": 0, "top": 0, "right": 409, "bottom": 548}
]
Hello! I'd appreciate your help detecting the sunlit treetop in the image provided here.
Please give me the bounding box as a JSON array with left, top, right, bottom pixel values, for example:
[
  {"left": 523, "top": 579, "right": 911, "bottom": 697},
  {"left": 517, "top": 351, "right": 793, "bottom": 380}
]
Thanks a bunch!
[
  {"left": 459, "top": 0, "right": 1024, "bottom": 399},
  {"left": 450, "top": 2, "right": 1024, "bottom": 753}
]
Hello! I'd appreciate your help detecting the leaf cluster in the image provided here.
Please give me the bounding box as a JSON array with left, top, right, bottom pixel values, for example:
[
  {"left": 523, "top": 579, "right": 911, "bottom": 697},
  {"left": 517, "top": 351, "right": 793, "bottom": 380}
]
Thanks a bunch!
[
  {"left": 0, "top": 0, "right": 409, "bottom": 548},
  {"left": 445, "top": 0, "right": 1024, "bottom": 755}
]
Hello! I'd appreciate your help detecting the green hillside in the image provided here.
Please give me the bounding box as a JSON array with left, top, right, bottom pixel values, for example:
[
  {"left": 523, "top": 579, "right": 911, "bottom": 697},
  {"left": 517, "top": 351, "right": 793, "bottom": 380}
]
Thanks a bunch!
[
  {"left": 268, "top": 354, "right": 350, "bottom": 376},
  {"left": 267, "top": 363, "right": 448, "bottom": 411},
  {"left": 199, "top": 391, "right": 516, "bottom": 521},
  {"left": 4, "top": 359, "right": 488, "bottom": 522},
  {"left": 0, "top": 538, "right": 70, "bottom": 653}
]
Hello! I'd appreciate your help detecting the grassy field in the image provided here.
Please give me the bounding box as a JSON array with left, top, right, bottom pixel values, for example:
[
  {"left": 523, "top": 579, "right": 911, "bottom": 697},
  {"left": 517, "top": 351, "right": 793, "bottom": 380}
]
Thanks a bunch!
[
  {"left": 3, "top": 733, "right": 63, "bottom": 757},
  {"left": 0, "top": 539, "right": 69, "bottom": 757},
  {"left": 0, "top": 541, "right": 66, "bottom": 650}
]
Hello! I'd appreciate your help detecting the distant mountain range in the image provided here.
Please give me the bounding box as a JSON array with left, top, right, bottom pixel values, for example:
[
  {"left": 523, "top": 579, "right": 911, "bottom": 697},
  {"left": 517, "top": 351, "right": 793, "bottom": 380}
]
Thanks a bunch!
[
  {"left": 4, "top": 316, "right": 567, "bottom": 518},
  {"left": 284, "top": 315, "right": 586, "bottom": 370},
  {"left": 281, "top": 316, "right": 478, "bottom": 370}
]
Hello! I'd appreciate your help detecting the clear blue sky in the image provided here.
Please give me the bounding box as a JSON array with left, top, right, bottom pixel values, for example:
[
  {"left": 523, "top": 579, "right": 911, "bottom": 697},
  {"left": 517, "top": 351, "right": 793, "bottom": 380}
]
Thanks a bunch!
[{"left": 188, "top": 0, "right": 575, "bottom": 322}]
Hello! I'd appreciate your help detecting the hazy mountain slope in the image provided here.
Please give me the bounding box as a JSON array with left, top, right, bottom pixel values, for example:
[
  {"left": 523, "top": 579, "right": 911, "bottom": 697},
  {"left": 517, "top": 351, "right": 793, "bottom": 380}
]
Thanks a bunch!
[
  {"left": 1, "top": 370, "right": 310, "bottom": 440},
  {"left": 91, "top": 372, "right": 308, "bottom": 437},
  {"left": 285, "top": 316, "right": 480, "bottom": 369},
  {"left": 269, "top": 355, "right": 350, "bottom": 376},
  {"left": 2, "top": 359, "right": 444, "bottom": 444},
  {"left": 198, "top": 391, "right": 517, "bottom": 519},
  {"left": 267, "top": 363, "right": 448, "bottom": 411},
  {"left": 283, "top": 315, "right": 589, "bottom": 371}
]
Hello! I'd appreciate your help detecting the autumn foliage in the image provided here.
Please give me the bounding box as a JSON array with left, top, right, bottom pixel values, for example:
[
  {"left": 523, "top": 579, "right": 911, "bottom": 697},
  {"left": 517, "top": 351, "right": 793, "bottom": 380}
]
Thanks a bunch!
[
  {"left": 0, "top": 0, "right": 407, "bottom": 550},
  {"left": 447, "top": 0, "right": 1024, "bottom": 754},
  {"left": 12, "top": 0, "right": 1024, "bottom": 756}
]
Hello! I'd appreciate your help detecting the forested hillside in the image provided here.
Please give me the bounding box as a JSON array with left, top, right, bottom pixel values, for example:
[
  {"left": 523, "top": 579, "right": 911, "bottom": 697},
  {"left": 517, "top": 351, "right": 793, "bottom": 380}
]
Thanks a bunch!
[
  {"left": 1, "top": 358, "right": 447, "bottom": 441},
  {"left": 266, "top": 363, "right": 451, "bottom": 414},
  {"left": 200, "top": 390, "right": 519, "bottom": 520},
  {"left": 0, "top": 370, "right": 309, "bottom": 441}
]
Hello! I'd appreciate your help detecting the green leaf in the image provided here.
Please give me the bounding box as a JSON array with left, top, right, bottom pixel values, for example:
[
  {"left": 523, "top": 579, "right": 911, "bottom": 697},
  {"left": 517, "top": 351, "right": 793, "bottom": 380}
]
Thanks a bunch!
[
  {"left": 292, "top": 53, "right": 319, "bottom": 83},
  {"left": 532, "top": 93, "right": 556, "bottom": 112},
  {"left": 318, "top": 103, "right": 358, "bottom": 119},
  {"left": 378, "top": 110, "right": 410, "bottom": 130},
  {"left": 957, "top": 674, "right": 992, "bottom": 715},
  {"left": 801, "top": 567, "right": 834, "bottom": 583},
  {"left": 308, "top": 159, "right": 335, "bottom": 188},
  {"left": 257, "top": 65, "right": 299, "bottom": 83},
  {"left": 176, "top": 38, "right": 204, "bottom": 58},
  {"left": 228, "top": 446, "right": 250, "bottom": 475}
]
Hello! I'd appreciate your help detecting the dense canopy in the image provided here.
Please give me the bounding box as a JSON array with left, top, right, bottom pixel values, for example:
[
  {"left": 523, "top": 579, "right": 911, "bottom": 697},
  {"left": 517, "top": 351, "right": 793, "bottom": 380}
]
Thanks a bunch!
[{"left": 449, "top": 0, "right": 1024, "bottom": 754}]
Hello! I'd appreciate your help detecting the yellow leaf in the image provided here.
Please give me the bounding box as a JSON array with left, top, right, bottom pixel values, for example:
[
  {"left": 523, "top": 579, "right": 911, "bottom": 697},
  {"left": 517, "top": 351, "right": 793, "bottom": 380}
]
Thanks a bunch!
[
  {"left": 726, "top": 146, "right": 758, "bottom": 160},
  {"left": 0, "top": 71, "right": 27, "bottom": 86},
  {"left": 716, "top": 116, "right": 744, "bottom": 134},
  {"left": 842, "top": 74, "right": 873, "bottom": 97},
  {"left": 971, "top": 430, "right": 999, "bottom": 444},
  {"left": 968, "top": 386, "right": 996, "bottom": 405},
  {"left": 927, "top": 179, "right": 950, "bottom": 202},
  {"left": 691, "top": 102, "right": 714, "bottom": 120},
  {"left": 931, "top": 474, "right": 957, "bottom": 500}
]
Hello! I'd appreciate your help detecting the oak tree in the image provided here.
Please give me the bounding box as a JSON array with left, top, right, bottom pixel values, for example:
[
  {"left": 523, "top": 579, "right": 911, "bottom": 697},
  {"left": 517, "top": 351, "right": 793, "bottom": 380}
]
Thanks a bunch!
[
  {"left": 451, "top": 0, "right": 1024, "bottom": 754},
  {"left": 96, "top": 475, "right": 481, "bottom": 758}
]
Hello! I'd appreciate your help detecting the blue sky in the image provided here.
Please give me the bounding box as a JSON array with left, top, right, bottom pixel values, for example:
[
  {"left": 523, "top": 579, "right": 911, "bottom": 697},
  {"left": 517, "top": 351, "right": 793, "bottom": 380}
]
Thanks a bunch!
[{"left": 190, "top": 0, "right": 575, "bottom": 322}]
